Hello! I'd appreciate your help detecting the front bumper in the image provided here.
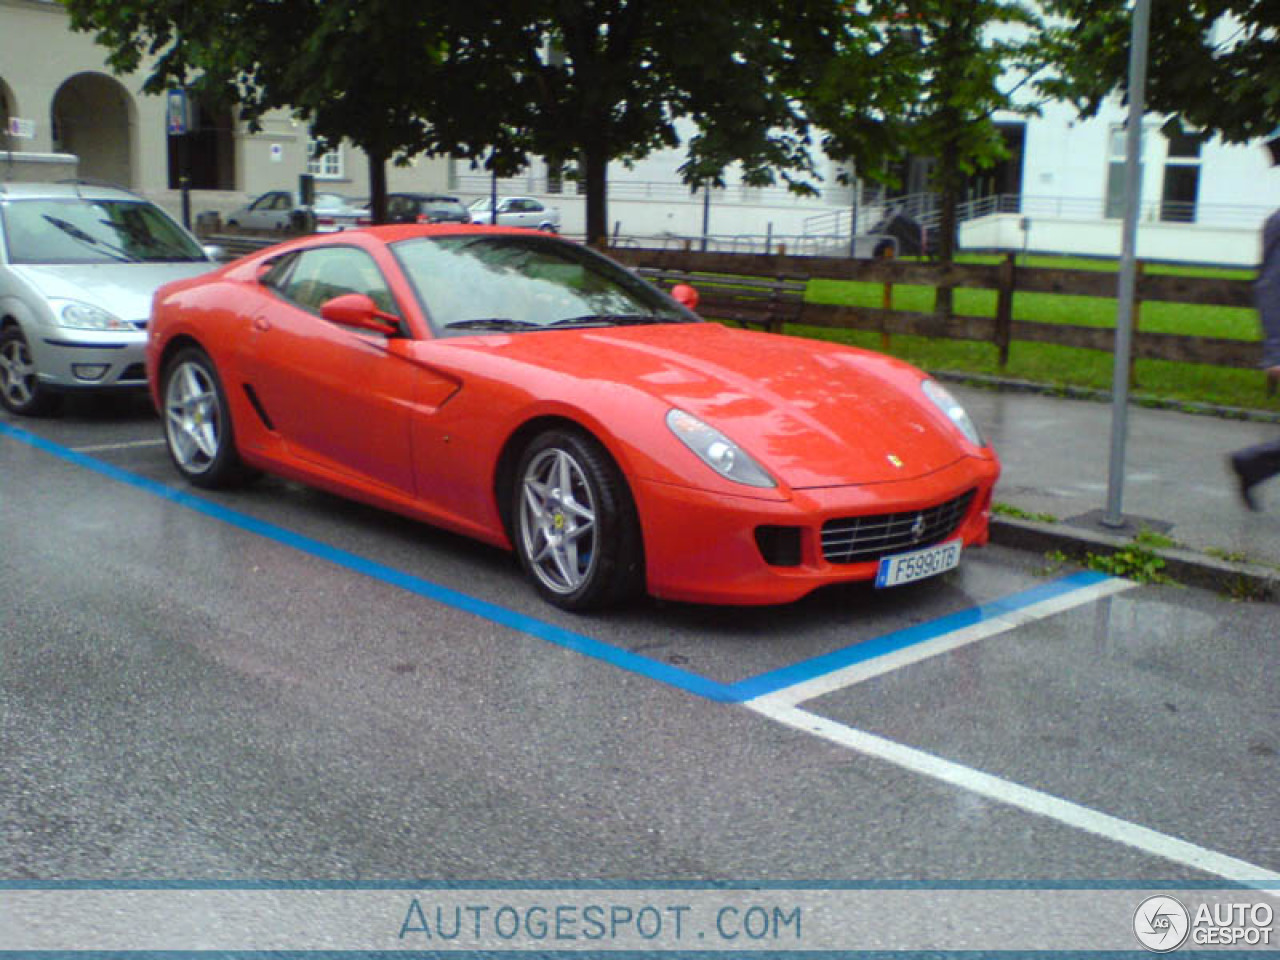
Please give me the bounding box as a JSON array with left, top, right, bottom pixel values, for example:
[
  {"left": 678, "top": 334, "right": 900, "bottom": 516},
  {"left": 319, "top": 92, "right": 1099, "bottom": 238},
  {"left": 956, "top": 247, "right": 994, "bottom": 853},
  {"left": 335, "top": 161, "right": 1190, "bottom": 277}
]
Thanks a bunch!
[
  {"left": 33, "top": 328, "right": 148, "bottom": 391},
  {"left": 633, "top": 455, "right": 1000, "bottom": 605}
]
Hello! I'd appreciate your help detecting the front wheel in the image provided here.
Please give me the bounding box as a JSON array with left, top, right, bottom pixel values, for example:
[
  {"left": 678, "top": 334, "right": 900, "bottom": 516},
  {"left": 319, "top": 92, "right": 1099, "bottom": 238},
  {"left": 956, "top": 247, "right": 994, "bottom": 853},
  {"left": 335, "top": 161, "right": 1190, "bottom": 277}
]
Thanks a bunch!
[
  {"left": 0, "top": 326, "right": 62, "bottom": 417},
  {"left": 513, "top": 429, "right": 642, "bottom": 611},
  {"left": 161, "top": 347, "right": 252, "bottom": 488}
]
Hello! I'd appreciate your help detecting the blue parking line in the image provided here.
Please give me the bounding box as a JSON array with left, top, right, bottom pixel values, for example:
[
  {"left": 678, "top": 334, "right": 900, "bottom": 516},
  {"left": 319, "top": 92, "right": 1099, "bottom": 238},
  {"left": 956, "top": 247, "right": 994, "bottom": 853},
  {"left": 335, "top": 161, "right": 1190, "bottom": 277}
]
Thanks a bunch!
[
  {"left": 723, "top": 571, "right": 1112, "bottom": 702},
  {"left": 2, "top": 421, "right": 1115, "bottom": 708},
  {"left": 0, "top": 421, "right": 737, "bottom": 703}
]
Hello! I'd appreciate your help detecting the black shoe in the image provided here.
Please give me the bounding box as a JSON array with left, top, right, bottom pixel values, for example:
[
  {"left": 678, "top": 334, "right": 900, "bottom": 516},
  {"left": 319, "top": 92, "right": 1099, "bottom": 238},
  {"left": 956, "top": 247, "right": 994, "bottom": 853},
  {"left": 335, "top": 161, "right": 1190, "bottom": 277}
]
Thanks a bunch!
[{"left": 1229, "top": 453, "right": 1261, "bottom": 511}]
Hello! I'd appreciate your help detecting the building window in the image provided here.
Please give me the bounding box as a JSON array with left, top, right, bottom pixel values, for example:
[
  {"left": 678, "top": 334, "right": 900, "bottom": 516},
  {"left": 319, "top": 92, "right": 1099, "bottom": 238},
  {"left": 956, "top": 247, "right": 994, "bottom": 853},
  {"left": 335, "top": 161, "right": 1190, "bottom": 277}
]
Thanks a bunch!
[
  {"left": 1105, "top": 125, "right": 1145, "bottom": 220},
  {"left": 1160, "top": 131, "right": 1201, "bottom": 223},
  {"left": 307, "top": 140, "right": 344, "bottom": 179}
]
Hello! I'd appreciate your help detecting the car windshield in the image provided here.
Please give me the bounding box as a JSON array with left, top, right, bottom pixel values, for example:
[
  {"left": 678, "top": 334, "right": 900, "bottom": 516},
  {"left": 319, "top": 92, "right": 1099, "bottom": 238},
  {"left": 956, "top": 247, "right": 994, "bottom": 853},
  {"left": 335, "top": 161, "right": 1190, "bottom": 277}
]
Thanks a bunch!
[
  {"left": 1, "top": 198, "right": 206, "bottom": 264},
  {"left": 392, "top": 234, "right": 697, "bottom": 334}
]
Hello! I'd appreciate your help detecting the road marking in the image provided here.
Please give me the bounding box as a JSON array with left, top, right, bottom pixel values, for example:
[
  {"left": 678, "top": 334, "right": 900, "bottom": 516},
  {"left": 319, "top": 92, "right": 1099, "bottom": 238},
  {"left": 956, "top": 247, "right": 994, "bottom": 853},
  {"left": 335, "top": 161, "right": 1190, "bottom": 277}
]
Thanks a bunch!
[
  {"left": 740, "top": 572, "right": 1136, "bottom": 708},
  {"left": 71, "top": 438, "right": 166, "bottom": 453},
  {"left": 748, "top": 699, "right": 1280, "bottom": 890},
  {"left": 0, "top": 419, "right": 735, "bottom": 702},
  {"left": 18, "top": 418, "right": 1276, "bottom": 886}
]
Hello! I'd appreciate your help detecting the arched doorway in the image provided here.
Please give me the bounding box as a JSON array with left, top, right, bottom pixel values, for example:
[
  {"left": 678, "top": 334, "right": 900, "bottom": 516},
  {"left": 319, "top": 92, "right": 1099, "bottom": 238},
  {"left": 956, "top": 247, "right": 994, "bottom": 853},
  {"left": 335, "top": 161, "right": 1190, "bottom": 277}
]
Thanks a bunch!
[
  {"left": 51, "top": 72, "right": 135, "bottom": 186},
  {"left": 167, "top": 96, "right": 235, "bottom": 190}
]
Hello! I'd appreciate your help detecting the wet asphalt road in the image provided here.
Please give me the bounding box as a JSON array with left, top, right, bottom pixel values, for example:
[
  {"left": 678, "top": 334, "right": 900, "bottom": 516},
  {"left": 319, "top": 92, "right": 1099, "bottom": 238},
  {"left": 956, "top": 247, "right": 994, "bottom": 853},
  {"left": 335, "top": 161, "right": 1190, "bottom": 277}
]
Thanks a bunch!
[{"left": 1, "top": 393, "right": 1278, "bottom": 886}]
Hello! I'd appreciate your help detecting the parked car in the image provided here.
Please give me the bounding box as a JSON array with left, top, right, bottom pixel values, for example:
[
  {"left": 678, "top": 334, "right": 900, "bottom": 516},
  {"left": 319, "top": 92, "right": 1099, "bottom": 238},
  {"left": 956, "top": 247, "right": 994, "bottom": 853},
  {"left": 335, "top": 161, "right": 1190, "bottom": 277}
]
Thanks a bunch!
[
  {"left": 0, "top": 181, "right": 218, "bottom": 416},
  {"left": 382, "top": 193, "right": 472, "bottom": 225},
  {"left": 147, "top": 225, "right": 999, "bottom": 610},
  {"left": 225, "top": 190, "right": 364, "bottom": 232},
  {"left": 467, "top": 196, "right": 560, "bottom": 231}
]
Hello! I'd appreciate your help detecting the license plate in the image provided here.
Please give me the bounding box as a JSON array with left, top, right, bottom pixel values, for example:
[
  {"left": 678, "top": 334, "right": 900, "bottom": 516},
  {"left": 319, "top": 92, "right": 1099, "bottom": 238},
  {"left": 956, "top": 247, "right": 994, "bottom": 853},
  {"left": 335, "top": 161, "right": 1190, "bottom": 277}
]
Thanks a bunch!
[{"left": 875, "top": 539, "right": 962, "bottom": 588}]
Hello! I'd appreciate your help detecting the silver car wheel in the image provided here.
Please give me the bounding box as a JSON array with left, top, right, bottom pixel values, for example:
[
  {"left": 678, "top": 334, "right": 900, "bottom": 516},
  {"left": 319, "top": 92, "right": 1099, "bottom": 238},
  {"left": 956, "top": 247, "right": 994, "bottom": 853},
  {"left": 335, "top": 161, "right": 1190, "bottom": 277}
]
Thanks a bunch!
[
  {"left": 164, "top": 358, "right": 222, "bottom": 474},
  {"left": 518, "top": 446, "right": 599, "bottom": 595},
  {"left": 0, "top": 333, "right": 36, "bottom": 408}
]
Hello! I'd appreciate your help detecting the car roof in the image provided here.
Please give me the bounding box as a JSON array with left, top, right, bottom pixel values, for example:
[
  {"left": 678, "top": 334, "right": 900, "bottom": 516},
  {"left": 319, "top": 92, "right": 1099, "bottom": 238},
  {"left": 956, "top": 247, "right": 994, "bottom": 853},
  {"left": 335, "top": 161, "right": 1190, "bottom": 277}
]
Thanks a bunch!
[
  {"left": 392, "top": 192, "right": 463, "bottom": 201},
  {"left": 303, "top": 223, "right": 569, "bottom": 244},
  {"left": 0, "top": 181, "right": 147, "bottom": 203}
]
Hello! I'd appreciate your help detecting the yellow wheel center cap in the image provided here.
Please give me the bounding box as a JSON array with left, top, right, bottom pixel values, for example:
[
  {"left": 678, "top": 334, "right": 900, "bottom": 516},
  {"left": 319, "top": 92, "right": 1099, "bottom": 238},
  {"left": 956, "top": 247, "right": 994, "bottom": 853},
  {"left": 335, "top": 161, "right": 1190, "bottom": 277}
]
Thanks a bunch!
[{"left": 553, "top": 512, "right": 565, "bottom": 531}]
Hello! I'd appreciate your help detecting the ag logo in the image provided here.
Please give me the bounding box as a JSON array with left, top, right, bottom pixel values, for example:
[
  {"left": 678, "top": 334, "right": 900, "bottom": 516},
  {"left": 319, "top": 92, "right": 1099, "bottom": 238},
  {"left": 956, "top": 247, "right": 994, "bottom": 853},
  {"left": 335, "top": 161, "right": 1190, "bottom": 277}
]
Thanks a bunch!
[{"left": 1134, "top": 895, "right": 1190, "bottom": 952}]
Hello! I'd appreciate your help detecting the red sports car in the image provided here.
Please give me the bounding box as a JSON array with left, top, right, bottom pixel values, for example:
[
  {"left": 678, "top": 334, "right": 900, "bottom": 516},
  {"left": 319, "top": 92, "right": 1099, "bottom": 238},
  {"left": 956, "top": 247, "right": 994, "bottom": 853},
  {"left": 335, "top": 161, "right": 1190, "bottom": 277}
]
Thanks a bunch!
[{"left": 147, "top": 226, "right": 999, "bottom": 610}]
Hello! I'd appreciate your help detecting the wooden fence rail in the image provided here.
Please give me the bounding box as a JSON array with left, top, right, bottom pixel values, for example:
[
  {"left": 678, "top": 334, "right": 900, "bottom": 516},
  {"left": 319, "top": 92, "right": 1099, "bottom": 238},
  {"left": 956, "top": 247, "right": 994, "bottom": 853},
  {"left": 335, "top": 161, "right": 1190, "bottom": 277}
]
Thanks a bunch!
[{"left": 604, "top": 246, "right": 1263, "bottom": 374}]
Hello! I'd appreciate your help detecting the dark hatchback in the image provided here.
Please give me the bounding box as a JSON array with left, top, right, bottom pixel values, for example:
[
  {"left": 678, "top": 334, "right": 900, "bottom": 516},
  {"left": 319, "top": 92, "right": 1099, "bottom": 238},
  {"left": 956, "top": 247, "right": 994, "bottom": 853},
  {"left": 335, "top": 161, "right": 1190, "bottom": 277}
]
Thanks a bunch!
[{"left": 383, "top": 193, "right": 472, "bottom": 225}]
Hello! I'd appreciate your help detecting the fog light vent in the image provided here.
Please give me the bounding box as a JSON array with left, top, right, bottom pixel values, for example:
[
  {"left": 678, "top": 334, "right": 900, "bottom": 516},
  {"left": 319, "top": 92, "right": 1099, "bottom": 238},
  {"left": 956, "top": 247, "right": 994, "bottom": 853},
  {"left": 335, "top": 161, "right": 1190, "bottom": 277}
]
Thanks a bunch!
[{"left": 755, "top": 526, "right": 803, "bottom": 567}]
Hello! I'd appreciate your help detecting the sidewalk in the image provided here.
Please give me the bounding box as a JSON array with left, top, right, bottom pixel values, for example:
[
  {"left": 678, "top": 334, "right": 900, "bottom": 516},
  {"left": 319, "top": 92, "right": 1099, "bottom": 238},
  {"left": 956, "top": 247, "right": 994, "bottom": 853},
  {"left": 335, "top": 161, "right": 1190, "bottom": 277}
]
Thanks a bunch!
[{"left": 948, "top": 379, "right": 1280, "bottom": 598}]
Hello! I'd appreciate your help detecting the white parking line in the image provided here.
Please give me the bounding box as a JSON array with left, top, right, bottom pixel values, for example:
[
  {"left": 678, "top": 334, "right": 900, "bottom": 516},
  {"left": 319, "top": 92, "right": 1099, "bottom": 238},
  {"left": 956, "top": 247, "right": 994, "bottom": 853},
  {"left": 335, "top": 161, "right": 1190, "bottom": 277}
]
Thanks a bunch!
[
  {"left": 749, "top": 576, "right": 1136, "bottom": 709},
  {"left": 749, "top": 700, "right": 1280, "bottom": 889},
  {"left": 71, "top": 439, "right": 166, "bottom": 453}
]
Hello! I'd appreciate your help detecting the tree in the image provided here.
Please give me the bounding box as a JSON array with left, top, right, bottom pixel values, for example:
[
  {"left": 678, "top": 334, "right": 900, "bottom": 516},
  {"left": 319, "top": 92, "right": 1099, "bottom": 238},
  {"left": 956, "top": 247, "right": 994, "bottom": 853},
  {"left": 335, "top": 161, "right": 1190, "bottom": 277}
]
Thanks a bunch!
[
  {"left": 1036, "top": 0, "right": 1280, "bottom": 146},
  {"left": 62, "top": 0, "right": 488, "bottom": 223},
  {"left": 488, "top": 0, "right": 844, "bottom": 244},
  {"left": 804, "top": 0, "right": 1044, "bottom": 280}
]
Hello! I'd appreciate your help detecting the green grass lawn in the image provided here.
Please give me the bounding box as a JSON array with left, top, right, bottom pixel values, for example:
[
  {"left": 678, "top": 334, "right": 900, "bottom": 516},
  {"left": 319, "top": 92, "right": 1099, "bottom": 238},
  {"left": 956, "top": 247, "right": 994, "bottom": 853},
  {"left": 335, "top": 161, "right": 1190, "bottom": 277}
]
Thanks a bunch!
[{"left": 800, "top": 256, "right": 1277, "bottom": 413}]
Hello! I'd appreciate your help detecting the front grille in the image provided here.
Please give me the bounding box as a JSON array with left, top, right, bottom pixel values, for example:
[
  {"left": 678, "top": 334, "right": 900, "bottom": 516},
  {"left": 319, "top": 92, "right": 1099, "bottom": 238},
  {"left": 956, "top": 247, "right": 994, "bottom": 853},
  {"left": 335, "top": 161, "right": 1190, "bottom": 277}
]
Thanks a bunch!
[{"left": 821, "top": 489, "right": 976, "bottom": 564}]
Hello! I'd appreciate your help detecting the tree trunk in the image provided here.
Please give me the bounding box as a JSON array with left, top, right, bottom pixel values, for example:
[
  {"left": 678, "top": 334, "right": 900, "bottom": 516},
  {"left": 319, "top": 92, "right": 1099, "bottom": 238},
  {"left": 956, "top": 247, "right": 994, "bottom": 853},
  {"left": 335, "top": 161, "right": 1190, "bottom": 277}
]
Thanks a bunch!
[
  {"left": 583, "top": 142, "right": 609, "bottom": 247},
  {"left": 366, "top": 148, "right": 389, "bottom": 225},
  {"left": 934, "top": 153, "right": 959, "bottom": 319}
]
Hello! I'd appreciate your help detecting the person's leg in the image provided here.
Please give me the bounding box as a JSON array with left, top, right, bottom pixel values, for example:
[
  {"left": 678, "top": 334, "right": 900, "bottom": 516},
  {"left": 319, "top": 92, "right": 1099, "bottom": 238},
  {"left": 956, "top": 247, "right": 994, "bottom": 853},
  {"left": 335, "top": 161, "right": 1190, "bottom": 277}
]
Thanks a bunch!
[{"left": 1229, "top": 437, "right": 1280, "bottom": 509}]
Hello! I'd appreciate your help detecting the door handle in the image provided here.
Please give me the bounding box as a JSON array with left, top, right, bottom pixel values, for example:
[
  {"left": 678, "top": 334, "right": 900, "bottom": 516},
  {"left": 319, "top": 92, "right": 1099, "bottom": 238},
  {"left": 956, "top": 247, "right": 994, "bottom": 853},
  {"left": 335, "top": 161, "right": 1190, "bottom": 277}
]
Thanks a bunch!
[{"left": 253, "top": 316, "right": 271, "bottom": 332}]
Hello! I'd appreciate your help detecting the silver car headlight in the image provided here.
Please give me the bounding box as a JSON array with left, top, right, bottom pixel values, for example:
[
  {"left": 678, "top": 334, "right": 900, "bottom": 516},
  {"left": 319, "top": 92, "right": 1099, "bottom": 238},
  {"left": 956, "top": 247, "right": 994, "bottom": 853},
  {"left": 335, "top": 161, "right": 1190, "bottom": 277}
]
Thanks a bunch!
[
  {"left": 922, "top": 378, "right": 984, "bottom": 447},
  {"left": 49, "top": 299, "right": 133, "bottom": 331},
  {"left": 666, "top": 408, "right": 776, "bottom": 488}
]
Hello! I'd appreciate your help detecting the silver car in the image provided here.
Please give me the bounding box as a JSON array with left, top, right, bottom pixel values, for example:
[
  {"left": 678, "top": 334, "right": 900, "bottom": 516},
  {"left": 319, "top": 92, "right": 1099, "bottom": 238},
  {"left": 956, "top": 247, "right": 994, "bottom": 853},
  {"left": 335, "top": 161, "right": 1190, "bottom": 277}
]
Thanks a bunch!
[
  {"left": 467, "top": 196, "right": 561, "bottom": 232},
  {"left": 0, "top": 182, "right": 216, "bottom": 416},
  {"left": 225, "top": 190, "right": 365, "bottom": 232}
]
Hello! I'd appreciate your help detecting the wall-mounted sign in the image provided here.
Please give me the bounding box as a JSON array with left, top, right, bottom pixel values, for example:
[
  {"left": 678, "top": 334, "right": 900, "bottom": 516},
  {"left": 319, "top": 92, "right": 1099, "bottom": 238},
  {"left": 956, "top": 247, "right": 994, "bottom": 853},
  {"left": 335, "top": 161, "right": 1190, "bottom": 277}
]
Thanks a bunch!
[
  {"left": 166, "top": 89, "right": 189, "bottom": 135},
  {"left": 270, "top": 143, "right": 284, "bottom": 163},
  {"left": 6, "top": 117, "right": 36, "bottom": 139}
]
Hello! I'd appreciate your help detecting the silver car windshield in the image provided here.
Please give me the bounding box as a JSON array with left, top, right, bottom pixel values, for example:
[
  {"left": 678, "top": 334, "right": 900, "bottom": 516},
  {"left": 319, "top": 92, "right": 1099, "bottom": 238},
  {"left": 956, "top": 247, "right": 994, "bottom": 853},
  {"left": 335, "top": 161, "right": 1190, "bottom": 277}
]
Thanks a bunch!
[
  {"left": 1, "top": 198, "right": 206, "bottom": 265},
  {"left": 391, "top": 234, "right": 696, "bottom": 335}
]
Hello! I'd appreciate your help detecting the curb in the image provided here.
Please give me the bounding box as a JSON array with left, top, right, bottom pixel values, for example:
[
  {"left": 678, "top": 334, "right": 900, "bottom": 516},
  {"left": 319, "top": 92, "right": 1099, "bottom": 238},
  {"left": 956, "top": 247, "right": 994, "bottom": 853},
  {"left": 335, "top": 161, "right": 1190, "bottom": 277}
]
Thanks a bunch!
[
  {"left": 990, "top": 517, "right": 1280, "bottom": 601},
  {"left": 933, "top": 370, "right": 1280, "bottom": 424}
]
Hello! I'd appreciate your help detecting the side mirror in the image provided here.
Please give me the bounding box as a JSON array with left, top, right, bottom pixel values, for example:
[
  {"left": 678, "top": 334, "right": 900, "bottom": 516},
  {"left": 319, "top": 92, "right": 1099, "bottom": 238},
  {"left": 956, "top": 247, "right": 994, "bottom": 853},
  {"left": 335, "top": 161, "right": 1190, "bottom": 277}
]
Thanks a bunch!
[
  {"left": 320, "top": 293, "right": 401, "bottom": 336},
  {"left": 671, "top": 283, "right": 700, "bottom": 311}
]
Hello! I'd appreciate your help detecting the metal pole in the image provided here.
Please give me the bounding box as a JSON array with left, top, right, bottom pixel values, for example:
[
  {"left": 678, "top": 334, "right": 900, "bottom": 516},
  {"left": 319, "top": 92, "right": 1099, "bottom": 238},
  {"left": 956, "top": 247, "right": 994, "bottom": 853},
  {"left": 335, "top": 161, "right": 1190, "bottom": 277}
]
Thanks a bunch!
[
  {"left": 1101, "top": 0, "right": 1151, "bottom": 529},
  {"left": 700, "top": 183, "right": 710, "bottom": 252}
]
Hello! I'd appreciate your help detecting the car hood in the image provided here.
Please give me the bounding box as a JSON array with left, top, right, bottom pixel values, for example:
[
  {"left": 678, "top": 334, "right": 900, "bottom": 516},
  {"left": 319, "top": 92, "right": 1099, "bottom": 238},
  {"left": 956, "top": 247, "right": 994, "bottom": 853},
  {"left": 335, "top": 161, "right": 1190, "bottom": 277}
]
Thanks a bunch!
[
  {"left": 11, "top": 261, "right": 216, "bottom": 323},
  {"left": 462, "top": 323, "right": 979, "bottom": 489}
]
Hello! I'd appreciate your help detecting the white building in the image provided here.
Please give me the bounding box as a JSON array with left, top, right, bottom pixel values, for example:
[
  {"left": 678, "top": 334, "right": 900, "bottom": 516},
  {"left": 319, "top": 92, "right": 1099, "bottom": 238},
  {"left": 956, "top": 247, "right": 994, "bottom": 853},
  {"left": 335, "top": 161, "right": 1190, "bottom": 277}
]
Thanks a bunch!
[{"left": 3, "top": 0, "right": 1277, "bottom": 264}]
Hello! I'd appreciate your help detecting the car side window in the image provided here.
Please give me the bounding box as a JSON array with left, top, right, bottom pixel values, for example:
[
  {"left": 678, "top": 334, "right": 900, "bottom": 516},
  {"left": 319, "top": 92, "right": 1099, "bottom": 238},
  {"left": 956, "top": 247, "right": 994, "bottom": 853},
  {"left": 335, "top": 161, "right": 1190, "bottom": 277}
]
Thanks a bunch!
[{"left": 278, "top": 246, "right": 401, "bottom": 318}]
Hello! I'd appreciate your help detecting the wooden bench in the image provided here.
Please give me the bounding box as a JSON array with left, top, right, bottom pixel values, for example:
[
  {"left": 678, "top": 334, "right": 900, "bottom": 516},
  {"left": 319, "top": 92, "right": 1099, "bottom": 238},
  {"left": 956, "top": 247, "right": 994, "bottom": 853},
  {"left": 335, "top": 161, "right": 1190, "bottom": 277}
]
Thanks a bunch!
[{"left": 638, "top": 267, "right": 806, "bottom": 334}]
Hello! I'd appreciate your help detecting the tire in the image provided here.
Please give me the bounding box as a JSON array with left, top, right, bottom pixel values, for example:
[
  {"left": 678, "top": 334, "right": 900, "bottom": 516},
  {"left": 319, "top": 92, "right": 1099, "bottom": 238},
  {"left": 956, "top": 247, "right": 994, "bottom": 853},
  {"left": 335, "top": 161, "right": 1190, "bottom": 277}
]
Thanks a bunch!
[
  {"left": 0, "top": 325, "right": 62, "bottom": 417},
  {"left": 513, "top": 428, "right": 643, "bottom": 611},
  {"left": 160, "top": 346, "right": 252, "bottom": 488},
  {"left": 537, "top": 222, "right": 557, "bottom": 233}
]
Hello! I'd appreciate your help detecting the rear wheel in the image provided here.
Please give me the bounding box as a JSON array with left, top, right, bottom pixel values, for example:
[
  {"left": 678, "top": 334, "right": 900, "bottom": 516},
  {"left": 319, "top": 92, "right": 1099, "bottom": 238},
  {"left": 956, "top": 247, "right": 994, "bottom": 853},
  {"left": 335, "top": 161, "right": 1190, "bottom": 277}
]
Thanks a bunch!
[
  {"left": 161, "top": 347, "right": 252, "bottom": 488},
  {"left": 0, "top": 325, "right": 61, "bottom": 417},
  {"left": 513, "top": 429, "right": 642, "bottom": 611}
]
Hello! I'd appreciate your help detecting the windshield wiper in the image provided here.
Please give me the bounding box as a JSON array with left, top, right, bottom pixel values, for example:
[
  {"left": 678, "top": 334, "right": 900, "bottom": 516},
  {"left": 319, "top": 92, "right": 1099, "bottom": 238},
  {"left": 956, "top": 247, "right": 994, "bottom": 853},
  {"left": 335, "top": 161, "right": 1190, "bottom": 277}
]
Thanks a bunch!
[
  {"left": 443, "top": 317, "right": 543, "bottom": 332},
  {"left": 43, "top": 215, "right": 138, "bottom": 263},
  {"left": 548, "top": 314, "right": 682, "bottom": 328}
]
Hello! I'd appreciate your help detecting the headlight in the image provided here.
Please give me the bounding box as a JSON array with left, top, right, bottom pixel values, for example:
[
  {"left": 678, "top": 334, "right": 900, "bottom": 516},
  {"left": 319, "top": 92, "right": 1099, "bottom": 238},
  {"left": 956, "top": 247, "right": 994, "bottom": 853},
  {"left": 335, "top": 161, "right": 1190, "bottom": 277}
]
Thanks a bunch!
[
  {"left": 666, "top": 409, "right": 776, "bottom": 488},
  {"left": 922, "top": 379, "right": 984, "bottom": 447},
  {"left": 50, "top": 299, "right": 132, "bottom": 331}
]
